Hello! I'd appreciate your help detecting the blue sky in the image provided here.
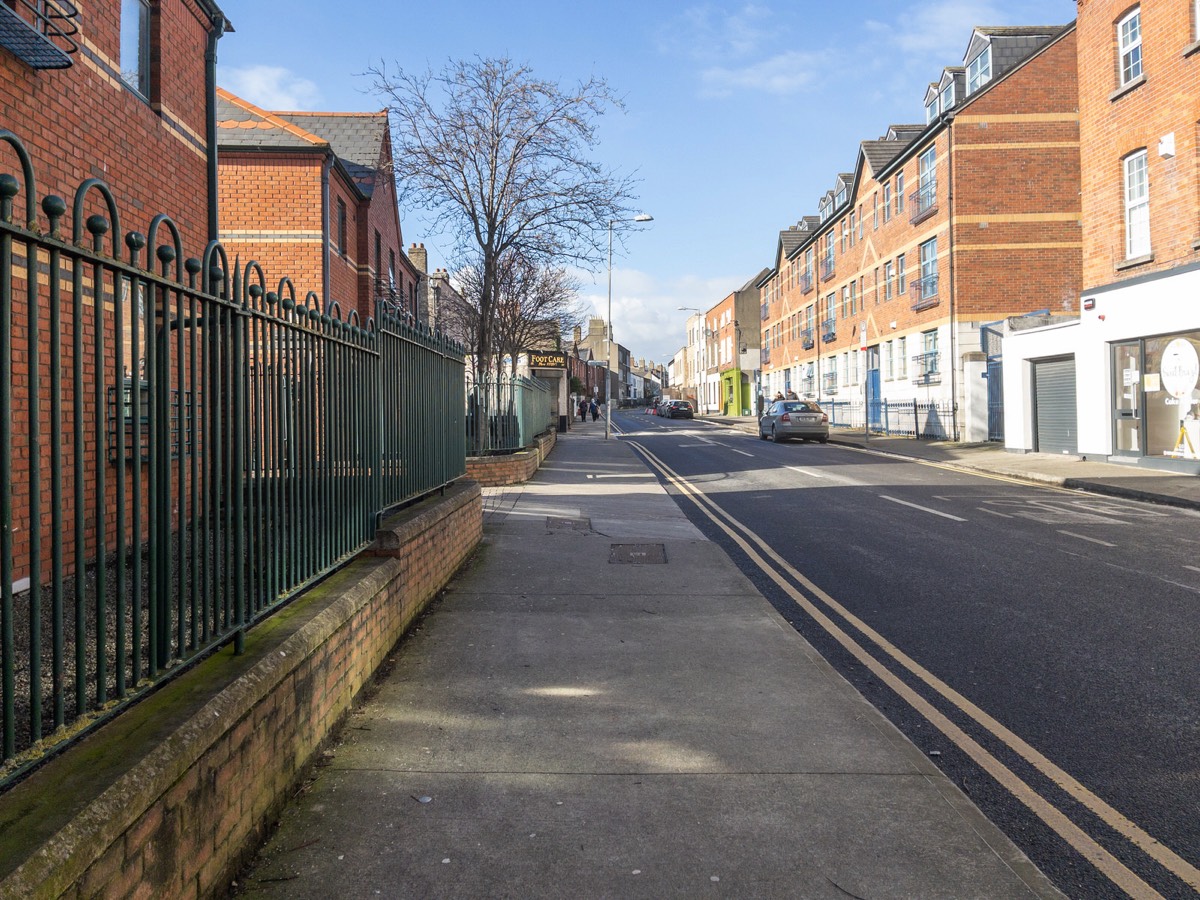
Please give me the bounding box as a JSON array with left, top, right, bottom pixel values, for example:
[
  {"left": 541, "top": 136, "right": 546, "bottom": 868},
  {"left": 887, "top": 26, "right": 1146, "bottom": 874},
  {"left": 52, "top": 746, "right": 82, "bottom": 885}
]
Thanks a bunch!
[{"left": 216, "top": 0, "right": 1077, "bottom": 366}]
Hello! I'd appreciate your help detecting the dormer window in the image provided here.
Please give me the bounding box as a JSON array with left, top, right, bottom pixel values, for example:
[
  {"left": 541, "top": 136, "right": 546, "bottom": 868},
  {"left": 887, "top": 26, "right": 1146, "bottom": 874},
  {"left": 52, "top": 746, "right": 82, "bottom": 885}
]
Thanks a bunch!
[
  {"left": 939, "top": 81, "right": 955, "bottom": 113},
  {"left": 966, "top": 46, "right": 991, "bottom": 93},
  {"left": 835, "top": 186, "right": 847, "bottom": 207},
  {"left": 925, "top": 97, "right": 938, "bottom": 123},
  {"left": 1118, "top": 8, "right": 1142, "bottom": 86}
]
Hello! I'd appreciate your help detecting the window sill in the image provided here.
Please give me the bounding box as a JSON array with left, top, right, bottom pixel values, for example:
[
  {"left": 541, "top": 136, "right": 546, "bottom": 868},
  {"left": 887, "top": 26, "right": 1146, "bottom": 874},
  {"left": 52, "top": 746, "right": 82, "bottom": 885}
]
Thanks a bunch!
[
  {"left": 1193, "top": 238, "right": 1200, "bottom": 251},
  {"left": 1184, "top": 38, "right": 1200, "bottom": 59},
  {"left": 1116, "top": 253, "right": 1154, "bottom": 271},
  {"left": 1109, "top": 74, "right": 1145, "bottom": 102}
]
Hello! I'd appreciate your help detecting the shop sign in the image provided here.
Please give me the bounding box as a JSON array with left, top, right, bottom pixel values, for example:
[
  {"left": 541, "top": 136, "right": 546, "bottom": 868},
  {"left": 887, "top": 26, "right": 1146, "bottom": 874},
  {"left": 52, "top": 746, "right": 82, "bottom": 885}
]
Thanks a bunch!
[{"left": 528, "top": 350, "right": 567, "bottom": 369}]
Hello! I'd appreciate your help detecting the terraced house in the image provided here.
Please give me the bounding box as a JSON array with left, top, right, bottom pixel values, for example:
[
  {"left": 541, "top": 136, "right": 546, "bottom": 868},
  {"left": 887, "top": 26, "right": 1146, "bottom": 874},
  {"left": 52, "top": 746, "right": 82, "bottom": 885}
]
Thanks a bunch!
[
  {"left": 216, "top": 88, "right": 421, "bottom": 324},
  {"left": 758, "top": 23, "right": 1080, "bottom": 441}
]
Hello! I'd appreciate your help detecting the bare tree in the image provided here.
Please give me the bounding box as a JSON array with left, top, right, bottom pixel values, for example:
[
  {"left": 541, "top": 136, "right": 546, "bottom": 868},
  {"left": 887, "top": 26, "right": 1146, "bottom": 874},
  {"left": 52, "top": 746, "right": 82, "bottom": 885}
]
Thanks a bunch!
[
  {"left": 492, "top": 253, "right": 586, "bottom": 377},
  {"left": 369, "top": 56, "right": 638, "bottom": 382}
]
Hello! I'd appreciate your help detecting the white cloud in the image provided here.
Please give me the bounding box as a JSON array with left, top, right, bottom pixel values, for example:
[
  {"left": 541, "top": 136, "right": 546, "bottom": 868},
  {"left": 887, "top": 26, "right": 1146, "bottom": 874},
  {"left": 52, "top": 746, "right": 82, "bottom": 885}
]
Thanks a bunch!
[
  {"left": 659, "top": 3, "right": 775, "bottom": 61},
  {"left": 220, "top": 65, "right": 322, "bottom": 111},
  {"left": 579, "top": 268, "right": 740, "bottom": 366},
  {"left": 699, "top": 50, "right": 827, "bottom": 98}
]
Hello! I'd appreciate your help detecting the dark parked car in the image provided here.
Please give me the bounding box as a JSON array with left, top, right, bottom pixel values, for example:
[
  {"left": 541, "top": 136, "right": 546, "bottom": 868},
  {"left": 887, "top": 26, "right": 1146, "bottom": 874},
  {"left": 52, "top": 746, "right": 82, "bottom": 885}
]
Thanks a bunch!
[
  {"left": 758, "top": 400, "right": 829, "bottom": 442},
  {"left": 662, "top": 400, "right": 694, "bottom": 419}
]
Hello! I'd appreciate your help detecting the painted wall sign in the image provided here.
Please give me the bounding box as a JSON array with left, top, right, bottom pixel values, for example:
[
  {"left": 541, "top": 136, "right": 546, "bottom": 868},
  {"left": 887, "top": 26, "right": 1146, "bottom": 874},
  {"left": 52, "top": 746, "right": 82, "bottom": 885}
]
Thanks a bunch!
[{"left": 1160, "top": 339, "right": 1199, "bottom": 399}]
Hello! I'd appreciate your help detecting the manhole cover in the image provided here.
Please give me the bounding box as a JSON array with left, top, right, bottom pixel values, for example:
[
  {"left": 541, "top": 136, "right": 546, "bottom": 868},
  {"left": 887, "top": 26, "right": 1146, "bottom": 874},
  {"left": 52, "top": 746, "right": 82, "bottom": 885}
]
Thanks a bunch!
[
  {"left": 546, "top": 516, "right": 591, "bottom": 532},
  {"left": 609, "top": 543, "right": 667, "bottom": 564}
]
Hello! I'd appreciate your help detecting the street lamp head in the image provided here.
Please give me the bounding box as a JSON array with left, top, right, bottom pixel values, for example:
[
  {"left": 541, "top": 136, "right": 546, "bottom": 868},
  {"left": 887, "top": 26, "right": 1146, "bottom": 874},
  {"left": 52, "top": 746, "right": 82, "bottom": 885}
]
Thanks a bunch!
[{"left": 634, "top": 213, "right": 654, "bottom": 223}]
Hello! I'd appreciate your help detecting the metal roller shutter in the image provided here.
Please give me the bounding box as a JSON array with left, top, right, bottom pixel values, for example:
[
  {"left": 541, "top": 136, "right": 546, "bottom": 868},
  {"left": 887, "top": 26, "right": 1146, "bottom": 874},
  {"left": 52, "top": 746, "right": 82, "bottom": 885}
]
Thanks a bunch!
[{"left": 1034, "top": 357, "right": 1077, "bottom": 454}]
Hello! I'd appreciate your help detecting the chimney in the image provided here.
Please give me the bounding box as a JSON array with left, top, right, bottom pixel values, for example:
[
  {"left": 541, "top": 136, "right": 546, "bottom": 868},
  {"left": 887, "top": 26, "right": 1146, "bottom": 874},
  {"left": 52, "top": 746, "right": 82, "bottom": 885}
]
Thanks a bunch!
[
  {"left": 573, "top": 325, "right": 582, "bottom": 344},
  {"left": 408, "top": 242, "right": 428, "bottom": 275}
]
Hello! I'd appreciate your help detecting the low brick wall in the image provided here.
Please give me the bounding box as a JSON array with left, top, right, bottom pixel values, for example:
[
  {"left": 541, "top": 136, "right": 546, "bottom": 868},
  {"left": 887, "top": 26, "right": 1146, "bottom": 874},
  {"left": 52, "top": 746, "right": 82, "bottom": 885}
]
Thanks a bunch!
[
  {"left": 465, "top": 428, "right": 557, "bottom": 486},
  {"left": 0, "top": 480, "right": 483, "bottom": 900}
]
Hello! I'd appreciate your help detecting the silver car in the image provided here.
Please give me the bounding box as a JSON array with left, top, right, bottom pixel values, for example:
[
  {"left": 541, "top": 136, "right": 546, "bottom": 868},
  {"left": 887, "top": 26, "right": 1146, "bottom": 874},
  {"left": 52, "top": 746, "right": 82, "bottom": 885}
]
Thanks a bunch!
[{"left": 759, "top": 400, "right": 829, "bottom": 443}]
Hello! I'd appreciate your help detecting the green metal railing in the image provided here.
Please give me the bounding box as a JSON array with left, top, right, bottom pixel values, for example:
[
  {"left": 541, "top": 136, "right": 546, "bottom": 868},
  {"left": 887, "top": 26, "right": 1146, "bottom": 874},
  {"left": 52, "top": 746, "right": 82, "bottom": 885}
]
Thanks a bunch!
[
  {"left": 0, "top": 129, "right": 466, "bottom": 780},
  {"left": 465, "top": 374, "right": 554, "bottom": 455}
]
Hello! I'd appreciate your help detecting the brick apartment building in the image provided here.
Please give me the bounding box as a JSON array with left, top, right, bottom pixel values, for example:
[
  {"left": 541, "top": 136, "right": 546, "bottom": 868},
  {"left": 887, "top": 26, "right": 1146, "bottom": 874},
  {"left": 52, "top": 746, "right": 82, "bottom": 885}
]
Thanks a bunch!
[
  {"left": 216, "top": 88, "right": 420, "bottom": 323},
  {"left": 1, "top": 0, "right": 229, "bottom": 247},
  {"left": 1004, "top": 1, "right": 1200, "bottom": 470},
  {"left": 758, "top": 23, "right": 1080, "bottom": 441}
]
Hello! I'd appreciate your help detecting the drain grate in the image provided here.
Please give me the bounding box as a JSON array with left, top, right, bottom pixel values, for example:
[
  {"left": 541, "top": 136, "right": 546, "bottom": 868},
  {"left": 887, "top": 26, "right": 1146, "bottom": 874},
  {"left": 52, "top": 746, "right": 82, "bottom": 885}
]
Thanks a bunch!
[
  {"left": 609, "top": 543, "right": 667, "bottom": 564},
  {"left": 546, "top": 516, "right": 591, "bottom": 532}
]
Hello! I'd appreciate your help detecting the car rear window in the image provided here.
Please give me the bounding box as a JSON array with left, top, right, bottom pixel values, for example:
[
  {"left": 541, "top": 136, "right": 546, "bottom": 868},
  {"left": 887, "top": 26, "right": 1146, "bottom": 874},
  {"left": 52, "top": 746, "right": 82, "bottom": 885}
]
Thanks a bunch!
[{"left": 784, "top": 402, "right": 821, "bottom": 412}]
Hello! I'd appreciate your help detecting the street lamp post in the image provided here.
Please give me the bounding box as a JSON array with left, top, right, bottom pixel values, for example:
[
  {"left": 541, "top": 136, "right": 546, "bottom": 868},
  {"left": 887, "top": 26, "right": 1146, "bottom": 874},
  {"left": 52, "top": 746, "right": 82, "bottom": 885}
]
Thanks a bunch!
[{"left": 606, "top": 213, "right": 653, "bottom": 439}]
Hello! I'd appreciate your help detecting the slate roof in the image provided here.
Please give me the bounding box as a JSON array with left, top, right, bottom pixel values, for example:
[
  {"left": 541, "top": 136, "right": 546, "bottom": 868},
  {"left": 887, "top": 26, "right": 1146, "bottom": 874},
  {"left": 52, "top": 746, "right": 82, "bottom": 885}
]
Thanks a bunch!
[
  {"left": 276, "top": 112, "right": 389, "bottom": 196},
  {"left": 216, "top": 88, "right": 390, "bottom": 198}
]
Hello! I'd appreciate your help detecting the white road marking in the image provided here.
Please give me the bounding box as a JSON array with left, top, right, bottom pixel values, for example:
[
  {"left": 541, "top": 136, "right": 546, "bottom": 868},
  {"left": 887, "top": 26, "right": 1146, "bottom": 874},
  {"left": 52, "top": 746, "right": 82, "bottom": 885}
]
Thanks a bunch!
[
  {"left": 880, "top": 495, "right": 967, "bottom": 522},
  {"left": 1058, "top": 530, "right": 1117, "bottom": 547},
  {"left": 786, "top": 466, "right": 826, "bottom": 478},
  {"left": 1184, "top": 565, "right": 1200, "bottom": 574},
  {"left": 979, "top": 507, "right": 1015, "bottom": 518},
  {"left": 731, "top": 449, "right": 753, "bottom": 457}
]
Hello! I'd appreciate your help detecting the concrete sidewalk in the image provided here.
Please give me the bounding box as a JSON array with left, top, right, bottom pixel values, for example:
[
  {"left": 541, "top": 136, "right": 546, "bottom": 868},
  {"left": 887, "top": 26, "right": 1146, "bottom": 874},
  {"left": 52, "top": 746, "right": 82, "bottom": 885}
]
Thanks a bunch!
[
  {"left": 237, "top": 423, "right": 1061, "bottom": 899},
  {"left": 704, "top": 415, "right": 1200, "bottom": 511}
]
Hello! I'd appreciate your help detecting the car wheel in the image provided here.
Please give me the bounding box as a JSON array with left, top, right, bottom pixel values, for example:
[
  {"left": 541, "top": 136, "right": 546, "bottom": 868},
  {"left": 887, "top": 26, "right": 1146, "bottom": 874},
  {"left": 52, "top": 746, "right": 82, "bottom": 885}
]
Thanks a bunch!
[
  {"left": 759, "top": 428, "right": 767, "bottom": 440},
  {"left": 818, "top": 436, "right": 829, "bottom": 444},
  {"left": 771, "top": 426, "right": 782, "bottom": 443}
]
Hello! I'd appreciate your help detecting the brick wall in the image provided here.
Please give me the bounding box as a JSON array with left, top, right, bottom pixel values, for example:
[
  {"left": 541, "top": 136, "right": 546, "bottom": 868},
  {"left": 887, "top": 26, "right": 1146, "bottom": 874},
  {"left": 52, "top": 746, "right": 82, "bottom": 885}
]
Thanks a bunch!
[
  {"left": 466, "top": 429, "right": 557, "bottom": 486},
  {"left": 1077, "top": 0, "right": 1200, "bottom": 289},
  {"left": 0, "top": 0, "right": 215, "bottom": 251},
  {"left": 0, "top": 481, "right": 483, "bottom": 899}
]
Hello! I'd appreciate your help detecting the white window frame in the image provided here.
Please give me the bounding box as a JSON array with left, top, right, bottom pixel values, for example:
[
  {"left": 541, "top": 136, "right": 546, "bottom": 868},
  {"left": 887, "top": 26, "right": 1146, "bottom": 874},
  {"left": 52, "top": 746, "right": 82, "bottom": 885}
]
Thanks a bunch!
[
  {"left": 1196, "top": 0, "right": 1200, "bottom": 40},
  {"left": 967, "top": 46, "right": 991, "bottom": 94},
  {"left": 883, "top": 260, "right": 894, "bottom": 300},
  {"left": 1118, "top": 8, "right": 1142, "bottom": 86},
  {"left": 939, "top": 82, "right": 954, "bottom": 113},
  {"left": 884, "top": 341, "right": 894, "bottom": 380},
  {"left": 920, "top": 237, "right": 938, "bottom": 284},
  {"left": 897, "top": 254, "right": 907, "bottom": 294},
  {"left": 896, "top": 173, "right": 905, "bottom": 213},
  {"left": 883, "top": 183, "right": 892, "bottom": 221},
  {"left": 897, "top": 336, "right": 907, "bottom": 378},
  {"left": 1123, "top": 149, "right": 1150, "bottom": 258}
]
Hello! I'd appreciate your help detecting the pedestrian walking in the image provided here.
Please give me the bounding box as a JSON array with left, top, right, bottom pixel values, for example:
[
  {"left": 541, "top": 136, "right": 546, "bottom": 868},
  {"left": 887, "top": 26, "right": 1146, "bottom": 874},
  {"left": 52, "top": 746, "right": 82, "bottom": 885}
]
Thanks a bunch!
[
  {"left": 578, "top": 399, "right": 588, "bottom": 422},
  {"left": 589, "top": 399, "right": 599, "bottom": 421}
]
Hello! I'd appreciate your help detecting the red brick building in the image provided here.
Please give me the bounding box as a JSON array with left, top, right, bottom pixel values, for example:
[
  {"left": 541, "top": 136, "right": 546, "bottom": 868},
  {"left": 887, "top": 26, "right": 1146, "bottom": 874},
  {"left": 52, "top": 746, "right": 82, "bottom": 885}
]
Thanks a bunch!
[
  {"left": 759, "top": 23, "right": 1080, "bottom": 441},
  {"left": 1003, "top": 2, "right": 1200, "bottom": 468},
  {"left": 216, "top": 88, "right": 420, "bottom": 323}
]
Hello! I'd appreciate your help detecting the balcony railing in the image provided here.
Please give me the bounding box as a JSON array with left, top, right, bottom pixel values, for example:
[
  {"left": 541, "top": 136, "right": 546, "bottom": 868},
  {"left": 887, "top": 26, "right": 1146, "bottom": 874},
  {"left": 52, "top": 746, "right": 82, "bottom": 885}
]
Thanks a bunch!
[
  {"left": 799, "top": 270, "right": 814, "bottom": 294},
  {"left": 800, "top": 377, "right": 815, "bottom": 395},
  {"left": 911, "top": 273, "right": 939, "bottom": 311},
  {"left": 820, "top": 318, "right": 837, "bottom": 343},
  {"left": 761, "top": 302, "right": 769, "bottom": 321},
  {"left": 0, "top": 0, "right": 79, "bottom": 69},
  {"left": 760, "top": 347, "right": 771, "bottom": 367},
  {"left": 914, "top": 350, "right": 941, "bottom": 383},
  {"left": 820, "top": 255, "right": 836, "bottom": 282},
  {"left": 801, "top": 328, "right": 814, "bottom": 350},
  {"left": 909, "top": 183, "right": 937, "bottom": 225},
  {"left": 822, "top": 372, "right": 838, "bottom": 394}
]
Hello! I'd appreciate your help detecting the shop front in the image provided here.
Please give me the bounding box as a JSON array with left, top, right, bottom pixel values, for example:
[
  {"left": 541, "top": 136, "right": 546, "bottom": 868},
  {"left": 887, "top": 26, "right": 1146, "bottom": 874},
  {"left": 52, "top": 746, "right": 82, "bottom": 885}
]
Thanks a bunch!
[{"left": 1111, "top": 331, "right": 1200, "bottom": 464}]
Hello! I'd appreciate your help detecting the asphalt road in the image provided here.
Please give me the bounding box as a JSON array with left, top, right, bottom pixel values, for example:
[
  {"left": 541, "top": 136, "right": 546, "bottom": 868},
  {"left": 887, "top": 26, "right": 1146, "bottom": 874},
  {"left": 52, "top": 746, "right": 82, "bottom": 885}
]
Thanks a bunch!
[{"left": 613, "top": 409, "right": 1200, "bottom": 899}]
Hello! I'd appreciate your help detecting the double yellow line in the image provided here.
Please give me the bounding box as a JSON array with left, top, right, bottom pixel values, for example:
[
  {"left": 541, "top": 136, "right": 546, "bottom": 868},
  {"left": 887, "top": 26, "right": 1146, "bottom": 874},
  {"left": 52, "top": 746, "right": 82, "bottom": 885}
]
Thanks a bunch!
[{"left": 628, "top": 439, "right": 1197, "bottom": 900}]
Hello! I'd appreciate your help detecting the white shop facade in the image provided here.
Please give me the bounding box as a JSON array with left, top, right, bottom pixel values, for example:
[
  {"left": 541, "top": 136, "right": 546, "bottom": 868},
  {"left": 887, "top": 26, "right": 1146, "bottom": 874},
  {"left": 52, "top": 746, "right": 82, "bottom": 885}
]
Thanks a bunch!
[{"left": 1003, "top": 262, "right": 1200, "bottom": 474}]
